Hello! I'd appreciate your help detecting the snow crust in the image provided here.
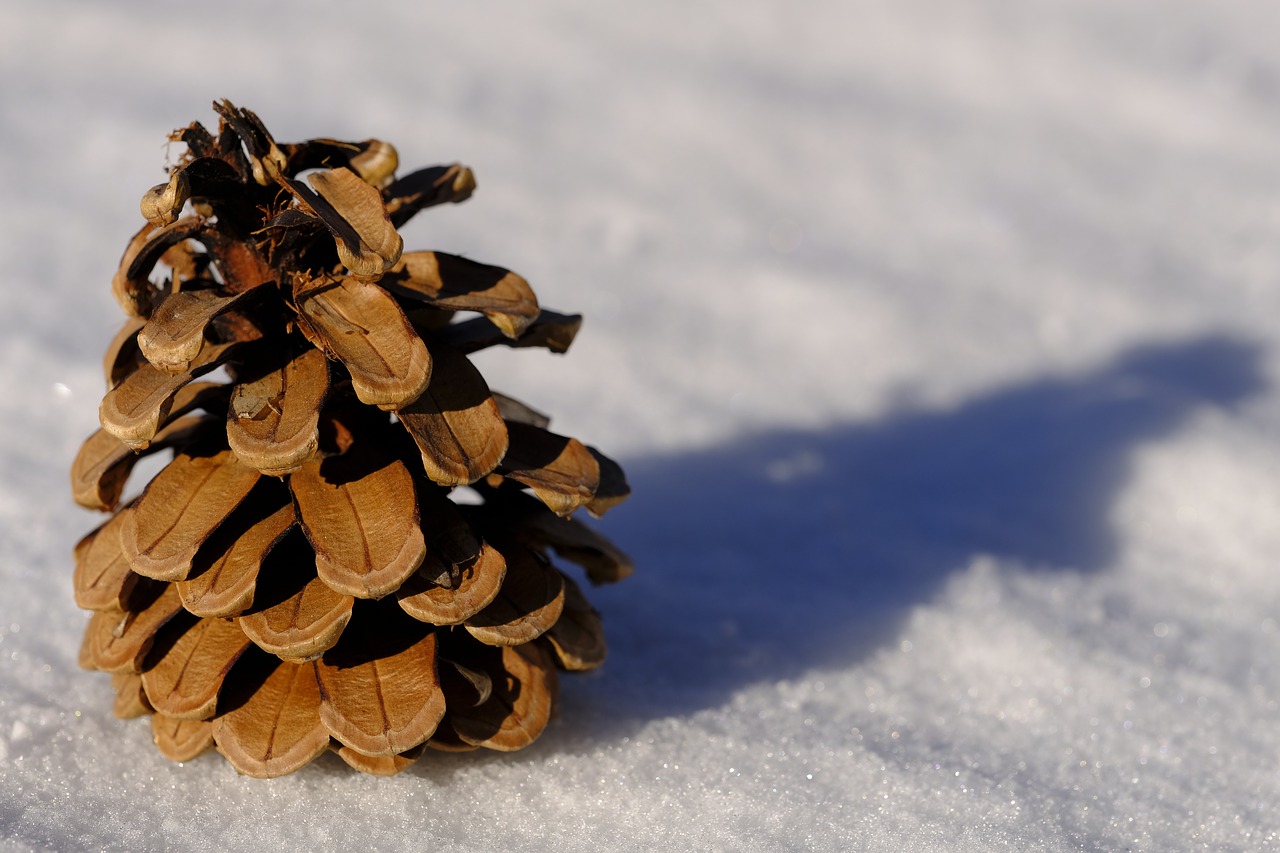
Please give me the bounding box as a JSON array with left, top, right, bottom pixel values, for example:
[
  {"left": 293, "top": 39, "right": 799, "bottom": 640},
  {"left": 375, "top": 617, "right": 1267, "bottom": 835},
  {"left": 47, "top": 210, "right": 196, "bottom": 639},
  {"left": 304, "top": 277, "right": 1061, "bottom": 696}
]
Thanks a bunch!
[{"left": 4, "top": 1, "right": 1280, "bottom": 849}]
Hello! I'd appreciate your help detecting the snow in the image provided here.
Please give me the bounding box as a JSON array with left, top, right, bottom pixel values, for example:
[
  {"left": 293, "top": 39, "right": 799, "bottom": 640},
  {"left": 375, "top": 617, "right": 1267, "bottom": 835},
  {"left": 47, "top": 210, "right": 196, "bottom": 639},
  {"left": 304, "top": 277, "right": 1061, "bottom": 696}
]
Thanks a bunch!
[{"left": 4, "top": 0, "right": 1280, "bottom": 849}]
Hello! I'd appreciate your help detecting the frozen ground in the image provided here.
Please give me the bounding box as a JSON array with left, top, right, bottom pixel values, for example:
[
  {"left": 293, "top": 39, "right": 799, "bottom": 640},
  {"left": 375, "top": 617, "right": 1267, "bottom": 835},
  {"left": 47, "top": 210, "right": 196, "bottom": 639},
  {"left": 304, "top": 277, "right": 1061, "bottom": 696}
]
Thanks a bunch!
[{"left": 4, "top": 1, "right": 1280, "bottom": 849}]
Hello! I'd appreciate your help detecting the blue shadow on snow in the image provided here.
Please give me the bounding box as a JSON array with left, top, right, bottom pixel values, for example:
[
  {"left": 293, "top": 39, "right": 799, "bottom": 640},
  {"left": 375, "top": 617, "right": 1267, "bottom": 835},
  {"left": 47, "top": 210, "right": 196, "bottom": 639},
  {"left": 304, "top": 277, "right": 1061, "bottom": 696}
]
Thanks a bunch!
[{"left": 567, "top": 334, "right": 1266, "bottom": 730}]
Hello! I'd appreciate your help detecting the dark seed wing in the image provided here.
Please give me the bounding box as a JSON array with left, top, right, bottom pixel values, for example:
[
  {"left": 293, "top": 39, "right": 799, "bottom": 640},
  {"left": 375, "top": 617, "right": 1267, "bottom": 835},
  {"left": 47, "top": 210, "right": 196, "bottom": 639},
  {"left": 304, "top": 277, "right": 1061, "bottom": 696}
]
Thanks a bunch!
[
  {"left": 585, "top": 446, "right": 630, "bottom": 517},
  {"left": 383, "top": 164, "right": 475, "bottom": 228},
  {"left": 111, "top": 217, "right": 204, "bottom": 317},
  {"left": 491, "top": 392, "right": 551, "bottom": 430},
  {"left": 440, "top": 310, "right": 581, "bottom": 356}
]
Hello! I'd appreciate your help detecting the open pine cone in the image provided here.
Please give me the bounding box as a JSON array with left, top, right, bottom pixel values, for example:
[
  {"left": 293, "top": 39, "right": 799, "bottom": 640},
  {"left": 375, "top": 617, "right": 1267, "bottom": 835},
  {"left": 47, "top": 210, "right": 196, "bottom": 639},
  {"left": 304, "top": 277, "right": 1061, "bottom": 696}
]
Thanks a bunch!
[{"left": 71, "top": 101, "right": 632, "bottom": 777}]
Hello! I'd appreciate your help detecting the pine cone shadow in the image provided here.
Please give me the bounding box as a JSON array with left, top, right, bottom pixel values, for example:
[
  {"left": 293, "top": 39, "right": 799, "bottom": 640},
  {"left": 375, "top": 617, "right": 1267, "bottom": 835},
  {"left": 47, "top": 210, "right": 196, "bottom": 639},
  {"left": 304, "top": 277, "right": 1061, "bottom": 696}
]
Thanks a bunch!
[{"left": 549, "top": 333, "right": 1267, "bottom": 742}]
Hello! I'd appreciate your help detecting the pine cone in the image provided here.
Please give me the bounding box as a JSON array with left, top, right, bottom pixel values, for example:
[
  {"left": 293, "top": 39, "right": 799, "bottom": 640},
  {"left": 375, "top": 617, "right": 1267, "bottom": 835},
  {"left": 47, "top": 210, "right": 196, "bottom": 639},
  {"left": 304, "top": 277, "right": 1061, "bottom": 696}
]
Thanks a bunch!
[{"left": 71, "top": 101, "right": 632, "bottom": 777}]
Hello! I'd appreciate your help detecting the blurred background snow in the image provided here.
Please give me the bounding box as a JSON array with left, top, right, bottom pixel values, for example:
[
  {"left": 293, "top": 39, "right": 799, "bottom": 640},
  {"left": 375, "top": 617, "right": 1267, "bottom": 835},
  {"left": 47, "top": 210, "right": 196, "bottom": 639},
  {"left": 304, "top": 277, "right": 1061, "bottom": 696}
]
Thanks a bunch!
[{"left": 4, "top": 1, "right": 1280, "bottom": 849}]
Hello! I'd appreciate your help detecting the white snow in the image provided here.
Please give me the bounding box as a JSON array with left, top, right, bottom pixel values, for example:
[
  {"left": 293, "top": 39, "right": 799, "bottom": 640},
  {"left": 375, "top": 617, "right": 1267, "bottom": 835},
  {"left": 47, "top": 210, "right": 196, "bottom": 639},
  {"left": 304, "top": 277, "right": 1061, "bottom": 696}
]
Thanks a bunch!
[{"left": 4, "top": 1, "right": 1280, "bottom": 849}]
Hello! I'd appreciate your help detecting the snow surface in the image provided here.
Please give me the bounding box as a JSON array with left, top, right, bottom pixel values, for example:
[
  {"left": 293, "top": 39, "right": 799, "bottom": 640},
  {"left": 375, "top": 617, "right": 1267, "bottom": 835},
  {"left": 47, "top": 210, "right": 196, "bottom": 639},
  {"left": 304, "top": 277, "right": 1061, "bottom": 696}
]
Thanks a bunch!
[{"left": 4, "top": 1, "right": 1280, "bottom": 849}]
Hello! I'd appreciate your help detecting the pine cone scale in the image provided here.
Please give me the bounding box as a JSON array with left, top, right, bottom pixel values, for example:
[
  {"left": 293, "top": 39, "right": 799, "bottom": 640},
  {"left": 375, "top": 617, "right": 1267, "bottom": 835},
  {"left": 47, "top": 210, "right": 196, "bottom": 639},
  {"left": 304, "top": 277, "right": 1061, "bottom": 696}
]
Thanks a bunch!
[
  {"left": 73, "top": 509, "right": 139, "bottom": 611},
  {"left": 138, "top": 287, "right": 251, "bottom": 373},
  {"left": 175, "top": 498, "right": 294, "bottom": 617},
  {"left": 89, "top": 584, "right": 184, "bottom": 674},
  {"left": 210, "top": 653, "right": 330, "bottom": 778},
  {"left": 225, "top": 348, "right": 329, "bottom": 476},
  {"left": 396, "top": 343, "right": 509, "bottom": 486},
  {"left": 140, "top": 614, "right": 252, "bottom": 720},
  {"left": 382, "top": 251, "right": 540, "bottom": 339},
  {"left": 295, "top": 276, "right": 431, "bottom": 409},
  {"left": 463, "top": 547, "right": 566, "bottom": 646},
  {"left": 120, "top": 447, "right": 262, "bottom": 582},
  {"left": 153, "top": 715, "right": 215, "bottom": 762},
  {"left": 290, "top": 451, "right": 426, "bottom": 599},
  {"left": 396, "top": 543, "right": 507, "bottom": 625},
  {"left": 237, "top": 557, "right": 354, "bottom": 661},
  {"left": 314, "top": 620, "right": 446, "bottom": 758}
]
